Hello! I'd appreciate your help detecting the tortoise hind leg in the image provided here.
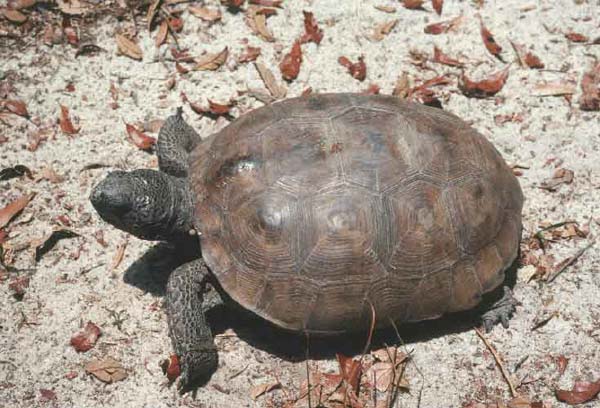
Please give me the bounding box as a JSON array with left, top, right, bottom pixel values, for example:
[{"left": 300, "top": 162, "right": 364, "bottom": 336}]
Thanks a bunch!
[
  {"left": 157, "top": 108, "right": 201, "bottom": 178},
  {"left": 166, "top": 258, "right": 218, "bottom": 392},
  {"left": 481, "top": 286, "right": 519, "bottom": 332}
]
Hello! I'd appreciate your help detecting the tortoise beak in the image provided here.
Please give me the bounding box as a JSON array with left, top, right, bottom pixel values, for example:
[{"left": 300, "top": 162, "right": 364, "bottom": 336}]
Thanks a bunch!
[{"left": 90, "top": 171, "right": 132, "bottom": 220}]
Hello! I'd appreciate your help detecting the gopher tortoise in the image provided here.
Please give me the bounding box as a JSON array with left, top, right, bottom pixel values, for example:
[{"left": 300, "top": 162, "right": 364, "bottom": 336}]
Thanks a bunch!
[{"left": 90, "top": 93, "right": 523, "bottom": 391}]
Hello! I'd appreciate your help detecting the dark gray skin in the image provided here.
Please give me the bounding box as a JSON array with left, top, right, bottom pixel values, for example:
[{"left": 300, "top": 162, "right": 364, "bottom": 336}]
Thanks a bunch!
[{"left": 90, "top": 109, "right": 518, "bottom": 393}]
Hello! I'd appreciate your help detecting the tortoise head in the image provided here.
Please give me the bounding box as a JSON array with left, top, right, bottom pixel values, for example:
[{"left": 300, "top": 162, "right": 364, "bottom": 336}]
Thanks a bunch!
[{"left": 90, "top": 169, "right": 194, "bottom": 241}]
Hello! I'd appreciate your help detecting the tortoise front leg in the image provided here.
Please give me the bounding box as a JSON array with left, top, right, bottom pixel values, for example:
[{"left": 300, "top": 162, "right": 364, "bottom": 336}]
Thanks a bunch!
[
  {"left": 166, "top": 258, "right": 218, "bottom": 392},
  {"left": 157, "top": 107, "right": 202, "bottom": 178}
]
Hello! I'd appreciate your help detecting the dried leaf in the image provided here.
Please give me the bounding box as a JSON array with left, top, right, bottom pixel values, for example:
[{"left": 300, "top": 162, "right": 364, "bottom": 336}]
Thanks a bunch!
[
  {"left": 432, "top": 0, "right": 443, "bottom": 15},
  {"left": 0, "top": 193, "right": 34, "bottom": 229},
  {"left": 432, "top": 46, "right": 462, "bottom": 66},
  {"left": 403, "top": 0, "right": 424, "bottom": 10},
  {"left": 253, "top": 12, "right": 275, "bottom": 42},
  {"left": 221, "top": 0, "right": 244, "bottom": 7},
  {"left": 10, "top": 0, "right": 38, "bottom": 10},
  {"left": 70, "top": 322, "right": 101, "bottom": 352},
  {"left": 188, "top": 6, "right": 221, "bottom": 22},
  {"left": 59, "top": 105, "right": 80, "bottom": 134},
  {"left": 533, "top": 81, "right": 576, "bottom": 97},
  {"left": 250, "top": 381, "right": 280, "bottom": 400},
  {"left": 424, "top": 16, "right": 463, "bottom": 35},
  {"left": 155, "top": 20, "right": 168, "bottom": 47},
  {"left": 160, "top": 354, "right": 180, "bottom": 382},
  {"left": 393, "top": 72, "right": 411, "bottom": 98},
  {"left": 3, "top": 9, "right": 27, "bottom": 24},
  {"left": 125, "top": 123, "right": 156, "bottom": 150},
  {"left": 39, "top": 389, "right": 56, "bottom": 401},
  {"left": 33, "top": 228, "right": 79, "bottom": 261},
  {"left": 300, "top": 11, "right": 323, "bottom": 44},
  {"left": 336, "top": 354, "right": 362, "bottom": 393},
  {"left": 254, "top": 62, "right": 286, "bottom": 99},
  {"left": 480, "top": 18, "right": 502, "bottom": 57},
  {"left": 363, "top": 83, "right": 381, "bottom": 94},
  {"left": 540, "top": 168, "right": 574, "bottom": 191},
  {"left": 510, "top": 41, "right": 544, "bottom": 69},
  {"left": 249, "top": 0, "right": 282, "bottom": 6},
  {"left": 565, "top": 32, "right": 588, "bottom": 43},
  {"left": 194, "top": 47, "right": 228, "bottom": 71},
  {"left": 338, "top": 56, "right": 367, "bottom": 81},
  {"left": 374, "top": 5, "right": 396, "bottom": 13},
  {"left": 8, "top": 276, "right": 29, "bottom": 299},
  {"left": 237, "top": 46, "right": 261, "bottom": 63},
  {"left": 0, "top": 165, "right": 32, "bottom": 181},
  {"left": 579, "top": 63, "right": 600, "bottom": 111},
  {"left": 110, "top": 239, "right": 127, "bottom": 271},
  {"left": 146, "top": 0, "right": 162, "bottom": 31},
  {"left": 1, "top": 100, "right": 29, "bottom": 117},
  {"left": 279, "top": 41, "right": 302, "bottom": 81},
  {"left": 366, "top": 361, "right": 409, "bottom": 392},
  {"left": 115, "top": 34, "right": 143, "bottom": 61},
  {"left": 369, "top": 19, "right": 398, "bottom": 42},
  {"left": 85, "top": 357, "right": 127, "bottom": 384},
  {"left": 556, "top": 379, "right": 600, "bottom": 405},
  {"left": 556, "top": 355, "right": 569, "bottom": 376},
  {"left": 460, "top": 67, "right": 509, "bottom": 98},
  {"left": 167, "top": 17, "right": 183, "bottom": 33},
  {"left": 56, "top": 0, "right": 89, "bottom": 15}
]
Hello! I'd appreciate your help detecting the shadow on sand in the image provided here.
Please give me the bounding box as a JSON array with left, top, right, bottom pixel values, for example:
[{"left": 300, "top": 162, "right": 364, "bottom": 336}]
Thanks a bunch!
[{"left": 124, "top": 243, "right": 519, "bottom": 362}]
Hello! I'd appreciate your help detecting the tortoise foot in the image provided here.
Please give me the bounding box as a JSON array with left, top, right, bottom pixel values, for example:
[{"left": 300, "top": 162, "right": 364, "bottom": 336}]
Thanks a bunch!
[
  {"left": 177, "top": 346, "right": 218, "bottom": 394},
  {"left": 481, "top": 286, "right": 519, "bottom": 332}
]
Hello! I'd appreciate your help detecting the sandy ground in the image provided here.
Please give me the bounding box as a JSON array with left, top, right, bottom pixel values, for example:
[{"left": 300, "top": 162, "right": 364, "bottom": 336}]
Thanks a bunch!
[{"left": 1, "top": 0, "right": 599, "bottom": 407}]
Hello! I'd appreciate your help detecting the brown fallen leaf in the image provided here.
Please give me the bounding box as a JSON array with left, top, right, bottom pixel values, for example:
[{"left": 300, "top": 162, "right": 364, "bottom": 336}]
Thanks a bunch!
[
  {"left": 194, "top": 47, "right": 228, "bottom": 71},
  {"left": 237, "top": 46, "right": 261, "bottom": 63},
  {"left": 338, "top": 56, "right": 367, "bottom": 81},
  {"left": 167, "top": 17, "right": 183, "bottom": 33},
  {"left": 300, "top": 10, "right": 323, "bottom": 45},
  {"left": 369, "top": 19, "right": 398, "bottom": 42},
  {"left": 247, "top": 8, "right": 275, "bottom": 42},
  {"left": 249, "top": 0, "right": 282, "bottom": 6},
  {"left": 115, "top": 34, "right": 143, "bottom": 61},
  {"left": 1, "top": 100, "right": 29, "bottom": 117},
  {"left": 3, "top": 8, "right": 27, "bottom": 24},
  {"left": 432, "top": 46, "right": 462, "bottom": 66},
  {"left": 221, "top": 0, "right": 244, "bottom": 7},
  {"left": 336, "top": 354, "right": 361, "bottom": 393},
  {"left": 460, "top": 67, "right": 509, "bottom": 98},
  {"left": 146, "top": 0, "right": 162, "bottom": 31},
  {"left": 160, "top": 354, "right": 181, "bottom": 382},
  {"left": 432, "top": 0, "right": 443, "bottom": 15},
  {"left": 510, "top": 41, "right": 544, "bottom": 69},
  {"left": 424, "top": 15, "right": 464, "bottom": 35},
  {"left": 374, "top": 5, "right": 396, "bottom": 13},
  {"left": 70, "top": 322, "right": 101, "bottom": 352},
  {"left": 250, "top": 380, "right": 280, "bottom": 400},
  {"left": 188, "top": 6, "right": 222, "bottom": 22},
  {"left": 363, "top": 83, "right": 381, "bottom": 94},
  {"left": 556, "top": 355, "right": 569, "bottom": 376},
  {"left": 56, "top": 0, "right": 89, "bottom": 15},
  {"left": 279, "top": 40, "right": 302, "bottom": 81},
  {"left": 62, "top": 16, "right": 79, "bottom": 46},
  {"left": 9, "top": 0, "right": 38, "bottom": 10},
  {"left": 579, "top": 63, "right": 600, "bottom": 111},
  {"left": 59, "top": 105, "right": 79, "bottom": 134},
  {"left": 556, "top": 379, "right": 600, "bottom": 405},
  {"left": 0, "top": 193, "right": 34, "bottom": 229},
  {"left": 254, "top": 62, "right": 287, "bottom": 99},
  {"left": 393, "top": 72, "right": 411, "bottom": 98},
  {"left": 565, "top": 32, "right": 588, "bottom": 43},
  {"left": 155, "top": 20, "right": 168, "bottom": 48},
  {"left": 533, "top": 81, "right": 576, "bottom": 97},
  {"left": 539, "top": 168, "right": 574, "bottom": 191},
  {"left": 85, "top": 357, "right": 127, "bottom": 384},
  {"left": 110, "top": 239, "right": 128, "bottom": 271},
  {"left": 35, "top": 166, "right": 64, "bottom": 183},
  {"left": 8, "top": 276, "right": 29, "bottom": 300},
  {"left": 479, "top": 18, "right": 502, "bottom": 57},
  {"left": 125, "top": 123, "right": 156, "bottom": 150},
  {"left": 39, "top": 389, "right": 56, "bottom": 402},
  {"left": 403, "top": 0, "right": 424, "bottom": 10}
]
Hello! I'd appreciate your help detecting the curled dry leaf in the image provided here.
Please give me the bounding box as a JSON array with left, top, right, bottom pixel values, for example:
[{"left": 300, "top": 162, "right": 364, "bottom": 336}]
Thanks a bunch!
[
  {"left": 460, "top": 67, "right": 509, "bottom": 98},
  {"left": 579, "top": 63, "right": 600, "bottom": 111},
  {"left": 433, "top": 46, "right": 462, "bottom": 66},
  {"left": 533, "top": 81, "right": 576, "bottom": 97},
  {"left": 246, "top": 7, "right": 276, "bottom": 42},
  {"left": 194, "top": 47, "right": 228, "bottom": 71},
  {"left": 432, "top": 0, "right": 443, "bottom": 15},
  {"left": 250, "top": 380, "right": 281, "bottom": 400},
  {"left": 85, "top": 357, "right": 127, "bottom": 384},
  {"left": 510, "top": 42, "right": 544, "bottom": 69},
  {"left": 155, "top": 20, "right": 168, "bottom": 48},
  {"left": 300, "top": 11, "right": 323, "bottom": 45},
  {"left": 70, "top": 322, "right": 101, "bottom": 352},
  {"left": 3, "top": 9, "right": 27, "bottom": 24},
  {"left": 540, "top": 168, "right": 574, "bottom": 191},
  {"left": 556, "top": 379, "right": 600, "bottom": 405},
  {"left": 403, "top": 0, "right": 424, "bottom": 10},
  {"left": 249, "top": 0, "right": 283, "bottom": 6},
  {"left": 56, "top": 0, "right": 89, "bottom": 15},
  {"left": 125, "top": 123, "right": 156, "bottom": 150},
  {"left": 9, "top": 0, "right": 38, "bottom": 10},
  {"left": 0, "top": 193, "right": 34, "bottom": 228},
  {"left": 338, "top": 56, "right": 367, "bottom": 81},
  {"left": 555, "top": 355, "right": 569, "bottom": 376},
  {"left": 188, "top": 6, "right": 222, "bottom": 22},
  {"left": 424, "top": 16, "right": 463, "bottom": 35},
  {"left": 336, "top": 354, "right": 362, "bottom": 393},
  {"left": 146, "top": 0, "right": 162, "bottom": 31},
  {"left": 393, "top": 72, "right": 411, "bottom": 98},
  {"left": 479, "top": 19, "right": 502, "bottom": 57},
  {"left": 369, "top": 19, "right": 398, "bottom": 42},
  {"left": 279, "top": 41, "right": 302, "bottom": 81},
  {"left": 565, "top": 32, "right": 588, "bottom": 43},
  {"left": 374, "top": 5, "right": 396, "bottom": 13},
  {"left": 115, "top": 34, "right": 142, "bottom": 61},
  {"left": 59, "top": 105, "right": 80, "bottom": 134},
  {"left": 254, "top": 62, "right": 287, "bottom": 99},
  {"left": 165, "top": 354, "right": 181, "bottom": 382},
  {"left": 237, "top": 46, "right": 261, "bottom": 63},
  {"left": 1, "top": 100, "right": 29, "bottom": 117}
]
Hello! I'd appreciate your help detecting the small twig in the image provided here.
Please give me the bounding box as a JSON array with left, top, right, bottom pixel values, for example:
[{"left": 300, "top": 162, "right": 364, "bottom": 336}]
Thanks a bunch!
[
  {"left": 474, "top": 327, "right": 518, "bottom": 397},
  {"left": 227, "top": 363, "right": 249, "bottom": 380},
  {"left": 546, "top": 242, "right": 594, "bottom": 283}
]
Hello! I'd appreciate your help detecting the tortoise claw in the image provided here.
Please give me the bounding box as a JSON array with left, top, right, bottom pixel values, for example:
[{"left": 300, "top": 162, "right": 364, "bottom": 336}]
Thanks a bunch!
[{"left": 481, "top": 286, "right": 519, "bottom": 332}]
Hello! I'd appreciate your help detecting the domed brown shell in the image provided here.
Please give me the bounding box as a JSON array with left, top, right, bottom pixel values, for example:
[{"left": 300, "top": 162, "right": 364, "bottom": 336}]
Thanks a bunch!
[{"left": 189, "top": 94, "right": 523, "bottom": 334}]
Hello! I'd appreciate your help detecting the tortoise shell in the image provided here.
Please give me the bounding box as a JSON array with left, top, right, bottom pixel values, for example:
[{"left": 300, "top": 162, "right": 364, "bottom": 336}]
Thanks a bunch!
[{"left": 189, "top": 93, "right": 523, "bottom": 334}]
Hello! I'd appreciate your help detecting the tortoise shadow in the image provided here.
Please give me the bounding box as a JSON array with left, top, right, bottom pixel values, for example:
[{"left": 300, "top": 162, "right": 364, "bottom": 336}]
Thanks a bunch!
[{"left": 123, "top": 244, "right": 519, "bottom": 362}]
